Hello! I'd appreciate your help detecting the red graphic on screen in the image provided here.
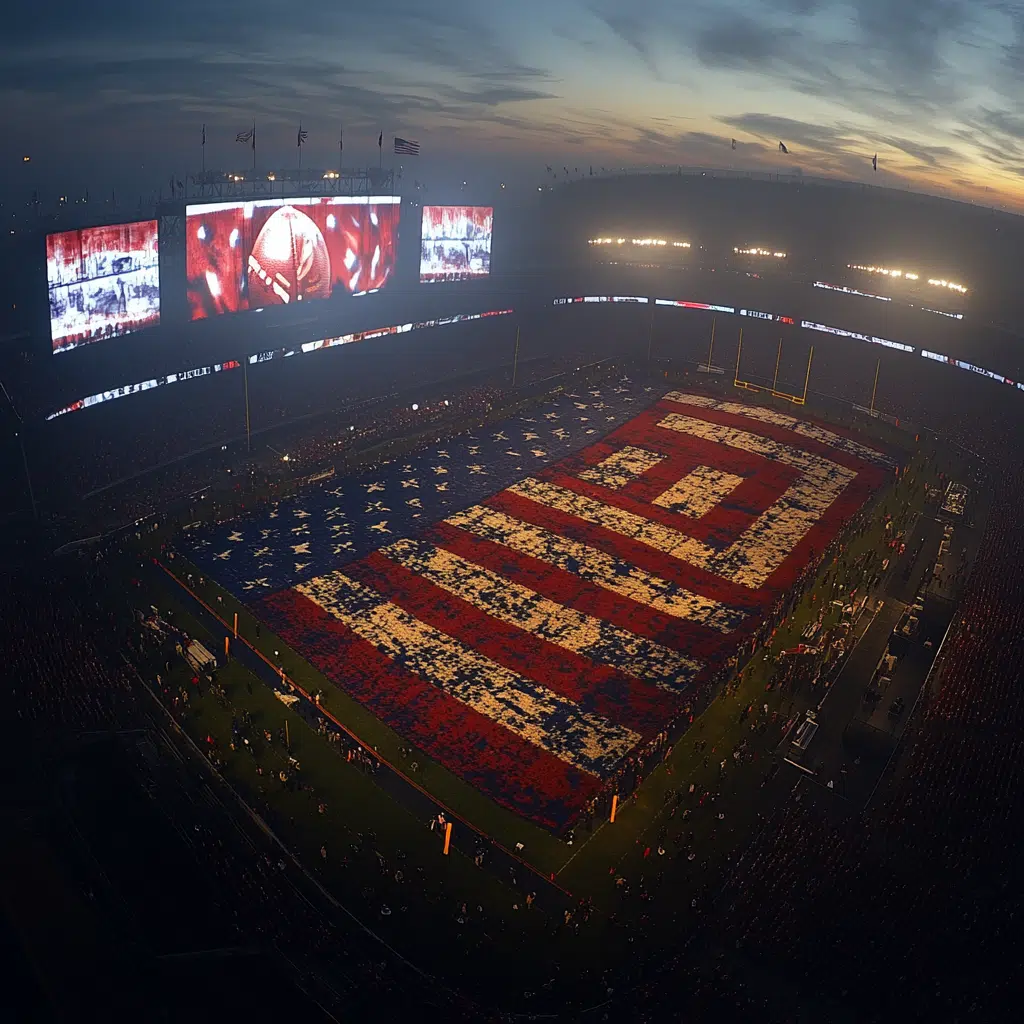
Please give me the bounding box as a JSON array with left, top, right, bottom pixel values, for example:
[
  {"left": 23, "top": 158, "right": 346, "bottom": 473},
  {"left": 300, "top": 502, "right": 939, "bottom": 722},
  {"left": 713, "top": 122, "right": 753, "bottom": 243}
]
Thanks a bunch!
[
  {"left": 419, "top": 205, "right": 492, "bottom": 283},
  {"left": 47, "top": 220, "right": 161, "bottom": 353},
  {"left": 186, "top": 198, "right": 400, "bottom": 320}
]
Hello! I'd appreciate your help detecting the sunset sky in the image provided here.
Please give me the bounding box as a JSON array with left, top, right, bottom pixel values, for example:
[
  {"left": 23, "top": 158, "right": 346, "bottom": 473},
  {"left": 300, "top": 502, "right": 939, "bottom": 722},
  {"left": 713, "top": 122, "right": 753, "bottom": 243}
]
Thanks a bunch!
[{"left": 5, "top": 0, "right": 1024, "bottom": 208}]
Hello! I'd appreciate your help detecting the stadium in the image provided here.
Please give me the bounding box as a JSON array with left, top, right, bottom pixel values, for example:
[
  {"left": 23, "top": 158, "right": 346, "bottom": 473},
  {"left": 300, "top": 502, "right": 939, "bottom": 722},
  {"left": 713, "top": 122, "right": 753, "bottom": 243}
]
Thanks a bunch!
[{"left": 3, "top": 165, "right": 1024, "bottom": 1022}]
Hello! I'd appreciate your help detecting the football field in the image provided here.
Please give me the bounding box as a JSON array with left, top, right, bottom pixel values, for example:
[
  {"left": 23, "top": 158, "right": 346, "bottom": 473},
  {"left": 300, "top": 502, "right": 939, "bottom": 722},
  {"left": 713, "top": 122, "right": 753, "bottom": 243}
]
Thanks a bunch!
[{"left": 182, "top": 382, "right": 893, "bottom": 830}]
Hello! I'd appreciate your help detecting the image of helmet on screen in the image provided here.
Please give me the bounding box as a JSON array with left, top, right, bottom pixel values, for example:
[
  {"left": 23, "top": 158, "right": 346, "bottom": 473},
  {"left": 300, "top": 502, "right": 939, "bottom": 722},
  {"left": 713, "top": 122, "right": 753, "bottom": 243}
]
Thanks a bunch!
[{"left": 247, "top": 205, "right": 332, "bottom": 306}]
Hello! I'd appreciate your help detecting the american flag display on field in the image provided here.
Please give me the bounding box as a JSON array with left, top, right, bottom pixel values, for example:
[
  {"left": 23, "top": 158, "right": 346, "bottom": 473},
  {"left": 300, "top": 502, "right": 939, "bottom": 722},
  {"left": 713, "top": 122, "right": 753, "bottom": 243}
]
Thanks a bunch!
[{"left": 183, "top": 385, "right": 893, "bottom": 829}]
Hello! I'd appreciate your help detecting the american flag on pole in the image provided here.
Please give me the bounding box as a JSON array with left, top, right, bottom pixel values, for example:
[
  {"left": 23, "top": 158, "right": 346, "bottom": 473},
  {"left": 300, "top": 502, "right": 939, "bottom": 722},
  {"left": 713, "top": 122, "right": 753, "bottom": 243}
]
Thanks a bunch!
[
  {"left": 183, "top": 384, "right": 892, "bottom": 830},
  {"left": 394, "top": 137, "right": 420, "bottom": 156}
]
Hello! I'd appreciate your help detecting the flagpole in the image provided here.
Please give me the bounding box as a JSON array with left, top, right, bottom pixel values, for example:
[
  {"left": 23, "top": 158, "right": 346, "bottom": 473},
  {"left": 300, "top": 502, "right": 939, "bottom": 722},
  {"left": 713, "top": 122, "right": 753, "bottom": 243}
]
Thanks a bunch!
[
  {"left": 201, "top": 124, "right": 206, "bottom": 174},
  {"left": 870, "top": 357, "right": 880, "bottom": 415},
  {"left": 252, "top": 120, "right": 256, "bottom": 173},
  {"left": 298, "top": 124, "right": 302, "bottom": 175},
  {"left": 773, "top": 337, "right": 783, "bottom": 391},
  {"left": 706, "top": 317, "right": 716, "bottom": 373},
  {"left": 511, "top": 325, "right": 521, "bottom": 387},
  {"left": 646, "top": 301, "right": 655, "bottom": 361}
]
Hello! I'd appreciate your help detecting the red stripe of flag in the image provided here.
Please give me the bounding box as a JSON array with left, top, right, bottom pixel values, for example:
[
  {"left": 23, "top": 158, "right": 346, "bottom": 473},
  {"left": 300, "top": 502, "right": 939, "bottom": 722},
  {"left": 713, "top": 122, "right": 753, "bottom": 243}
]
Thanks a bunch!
[
  {"left": 429, "top": 521, "right": 731, "bottom": 661},
  {"left": 348, "top": 550, "right": 679, "bottom": 736},
  {"left": 256, "top": 587, "right": 600, "bottom": 830}
]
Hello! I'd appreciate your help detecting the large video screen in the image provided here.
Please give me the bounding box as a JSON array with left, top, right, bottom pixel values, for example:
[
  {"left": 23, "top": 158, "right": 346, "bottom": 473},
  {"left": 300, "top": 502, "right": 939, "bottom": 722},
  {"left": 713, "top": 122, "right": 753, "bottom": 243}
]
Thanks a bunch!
[
  {"left": 46, "top": 220, "right": 160, "bottom": 354},
  {"left": 186, "top": 196, "right": 401, "bottom": 320},
  {"left": 419, "top": 205, "right": 493, "bottom": 283}
]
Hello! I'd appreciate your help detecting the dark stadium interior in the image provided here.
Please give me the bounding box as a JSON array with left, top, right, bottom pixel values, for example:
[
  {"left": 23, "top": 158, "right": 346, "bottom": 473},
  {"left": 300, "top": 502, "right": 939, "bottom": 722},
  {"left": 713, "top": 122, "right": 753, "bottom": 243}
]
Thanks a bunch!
[{"left": 3, "top": 158, "right": 1024, "bottom": 1024}]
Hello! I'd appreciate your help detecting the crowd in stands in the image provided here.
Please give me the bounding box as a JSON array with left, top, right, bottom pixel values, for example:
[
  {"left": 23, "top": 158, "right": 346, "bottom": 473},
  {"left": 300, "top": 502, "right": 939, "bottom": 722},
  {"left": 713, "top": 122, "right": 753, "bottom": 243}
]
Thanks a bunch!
[{"left": 706, "top": 464, "right": 1024, "bottom": 1021}]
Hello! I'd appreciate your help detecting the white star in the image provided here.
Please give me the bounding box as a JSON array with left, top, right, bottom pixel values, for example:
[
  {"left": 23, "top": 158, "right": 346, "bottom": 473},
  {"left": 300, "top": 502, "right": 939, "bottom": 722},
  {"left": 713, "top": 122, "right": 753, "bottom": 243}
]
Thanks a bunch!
[
  {"left": 366, "top": 481, "right": 386, "bottom": 493},
  {"left": 326, "top": 486, "right": 345, "bottom": 498},
  {"left": 253, "top": 546, "right": 271, "bottom": 558},
  {"left": 530, "top": 448, "right": 547, "bottom": 458},
  {"left": 406, "top": 497, "right": 423, "bottom": 508},
  {"left": 325, "top": 506, "right": 346, "bottom": 520},
  {"left": 435, "top": 482, "right": 449, "bottom": 492},
  {"left": 242, "top": 578, "right": 270, "bottom": 590},
  {"left": 294, "top": 562, "right": 309, "bottom": 573},
  {"left": 523, "top": 431, "right": 540, "bottom": 441},
  {"left": 505, "top": 450, "right": 521, "bottom": 457},
  {"left": 332, "top": 541, "right": 354, "bottom": 554},
  {"left": 228, "top": 531, "right": 243, "bottom": 543},
  {"left": 365, "top": 500, "right": 390, "bottom": 513},
  {"left": 468, "top": 465, "right": 486, "bottom": 475},
  {"left": 214, "top": 550, "right": 231, "bottom": 560},
  {"left": 294, "top": 509, "right": 311, "bottom": 519},
  {"left": 437, "top": 450, "right": 450, "bottom": 459},
  {"left": 468, "top": 446, "right": 481, "bottom": 455},
  {"left": 433, "top": 465, "right": 449, "bottom": 475},
  {"left": 290, "top": 525, "right": 310, "bottom": 535},
  {"left": 574, "top": 402, "right": 589, "bottom": 410},
  {"left": 292, "top": 542, "right": 311, "bottom": 555},
  {"left": 369, "top": 520, "right": 391, "bottom": 533},
  {"left": 544, "top": 412, "right": 559, "bottom": 420},
  {"left": 260, "top": 529, "right": 272, "bottom": 539},
  {"left": 579, "top": 416, "right": 589, "bottom": 422},
  {"left": 329, "top": 523, "right": 351, "bottom": 535},
  {"left": 401, "top": 464, "right": 414, "bottom": 473},
  {"left": 401, "top": 478, "right": 419, "bottom": 488},
  {"left": 492, "top": 431, "right": 509, "bottom": 441}
]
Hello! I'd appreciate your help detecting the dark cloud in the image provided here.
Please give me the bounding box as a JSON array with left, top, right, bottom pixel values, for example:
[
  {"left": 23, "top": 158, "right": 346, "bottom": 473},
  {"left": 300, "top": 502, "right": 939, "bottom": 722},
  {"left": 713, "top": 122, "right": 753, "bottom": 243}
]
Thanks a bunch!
[{"left": 692, "top": 15, "right": 801, "bottom": 71}]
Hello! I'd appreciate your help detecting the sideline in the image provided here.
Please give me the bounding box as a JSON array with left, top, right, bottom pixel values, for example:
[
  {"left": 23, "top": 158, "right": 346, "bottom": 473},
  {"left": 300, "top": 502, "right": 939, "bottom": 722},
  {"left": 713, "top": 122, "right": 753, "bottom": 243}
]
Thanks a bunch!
[
  {"left": 122, "top": 654, "right": 465, "bottom": 1000},
  {"left": 154, "top": 558, "right": 574, "bottom": 899}
]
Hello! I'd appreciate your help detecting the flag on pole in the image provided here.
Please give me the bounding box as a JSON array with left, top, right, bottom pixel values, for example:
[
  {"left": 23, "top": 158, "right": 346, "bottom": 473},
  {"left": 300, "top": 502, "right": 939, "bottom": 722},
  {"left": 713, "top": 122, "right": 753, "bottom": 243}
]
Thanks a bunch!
[
  {"left": 872, "top": 153, "right": 877, "bottom": 171},
  {"left": 378, "top": 131, "right": 383, "bottom": 149},
  {"left": 394, "top": 137, "right": 420, "bottom": 155},
  {"left": 236, "top": 128, "right": 253, "bottom": 144},
  {"left": 731, "top": 138, "right": 736, "bottom": 150},
  {"left": 298, "top": 125, "right": 308, "bottom": 147},
  {"left": 340, "top": 126, "right": 343, "bottom": 153},
  {"left": 202, "top": 124, "right": 206, "bottom": 147},
  {"left": 779, "top": 141, "right": 789, "bottom": 154}
]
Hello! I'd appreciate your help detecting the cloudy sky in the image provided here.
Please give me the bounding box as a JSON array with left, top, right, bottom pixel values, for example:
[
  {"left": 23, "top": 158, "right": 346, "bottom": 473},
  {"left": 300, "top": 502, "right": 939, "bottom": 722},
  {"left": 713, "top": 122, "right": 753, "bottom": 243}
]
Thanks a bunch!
[{"left": 5, "top": 0, "right": 1024, "bottom": 207}]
